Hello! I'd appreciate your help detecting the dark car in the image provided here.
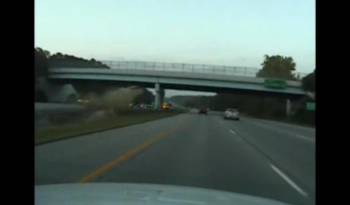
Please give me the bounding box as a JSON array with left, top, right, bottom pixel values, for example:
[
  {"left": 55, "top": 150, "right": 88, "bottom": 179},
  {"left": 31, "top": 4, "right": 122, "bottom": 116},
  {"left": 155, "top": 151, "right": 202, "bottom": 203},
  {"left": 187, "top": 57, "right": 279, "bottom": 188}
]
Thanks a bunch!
[{"left": 198, "top": 108, "right": 208, "bottom": 115}]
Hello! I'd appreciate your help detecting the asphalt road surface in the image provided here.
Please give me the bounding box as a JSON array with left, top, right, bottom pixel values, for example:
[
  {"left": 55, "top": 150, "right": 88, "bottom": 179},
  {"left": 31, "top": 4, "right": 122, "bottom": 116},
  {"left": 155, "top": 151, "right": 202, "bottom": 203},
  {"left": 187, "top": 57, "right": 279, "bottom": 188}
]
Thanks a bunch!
[{"left": 35, "top": 112, "right": 315, "bottom": 205}]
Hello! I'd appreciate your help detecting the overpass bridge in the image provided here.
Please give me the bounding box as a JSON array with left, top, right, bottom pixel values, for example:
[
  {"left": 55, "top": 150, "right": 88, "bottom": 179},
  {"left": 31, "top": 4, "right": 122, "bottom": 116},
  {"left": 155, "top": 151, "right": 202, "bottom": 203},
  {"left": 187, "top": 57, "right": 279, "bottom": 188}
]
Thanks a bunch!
[{"left": 46, "top": 61, "right": 306, "bottom": 114}]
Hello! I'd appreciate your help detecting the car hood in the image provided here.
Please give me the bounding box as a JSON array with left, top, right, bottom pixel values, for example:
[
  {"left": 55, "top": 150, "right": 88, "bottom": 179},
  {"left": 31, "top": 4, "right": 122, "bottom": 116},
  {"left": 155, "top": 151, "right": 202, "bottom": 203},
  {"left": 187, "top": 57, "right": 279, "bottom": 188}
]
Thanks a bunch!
[{"left": 35, "top": 183, "right": 292, "bottom": 205}]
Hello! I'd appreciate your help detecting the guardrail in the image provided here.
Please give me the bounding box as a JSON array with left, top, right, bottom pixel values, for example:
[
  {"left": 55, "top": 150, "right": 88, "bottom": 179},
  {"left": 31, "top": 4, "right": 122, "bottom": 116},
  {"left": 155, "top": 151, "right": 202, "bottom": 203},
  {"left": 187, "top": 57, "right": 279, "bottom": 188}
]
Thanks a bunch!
[{"left": 101, "top": 60, "right": 308, "bottom": 80}]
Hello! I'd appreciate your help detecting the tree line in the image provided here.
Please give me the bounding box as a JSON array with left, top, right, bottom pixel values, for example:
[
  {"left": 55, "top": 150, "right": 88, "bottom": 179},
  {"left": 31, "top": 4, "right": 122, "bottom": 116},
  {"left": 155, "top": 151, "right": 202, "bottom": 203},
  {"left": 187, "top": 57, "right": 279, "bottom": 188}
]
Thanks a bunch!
[{"left": 35, "top": 47, "right": 109, "bottom": 76}]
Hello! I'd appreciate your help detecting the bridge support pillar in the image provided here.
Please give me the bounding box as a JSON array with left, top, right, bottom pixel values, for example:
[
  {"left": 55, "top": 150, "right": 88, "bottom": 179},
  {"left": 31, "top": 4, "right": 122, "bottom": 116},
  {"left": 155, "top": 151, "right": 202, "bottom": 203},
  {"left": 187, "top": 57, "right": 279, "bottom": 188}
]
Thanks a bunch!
[
  {"left": 286, "top": 98, "right": 292, "bottom": 117},
  {"left": 154, "top": 83, "right": 165, "bottom": 110}
]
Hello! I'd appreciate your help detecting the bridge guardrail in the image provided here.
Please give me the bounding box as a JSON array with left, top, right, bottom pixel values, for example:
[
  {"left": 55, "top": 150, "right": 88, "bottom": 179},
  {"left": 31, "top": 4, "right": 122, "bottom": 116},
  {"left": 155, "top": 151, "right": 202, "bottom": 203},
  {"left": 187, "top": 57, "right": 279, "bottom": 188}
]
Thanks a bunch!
[{"left": 102, "top": 60, "right": 307, "bottom": 81}]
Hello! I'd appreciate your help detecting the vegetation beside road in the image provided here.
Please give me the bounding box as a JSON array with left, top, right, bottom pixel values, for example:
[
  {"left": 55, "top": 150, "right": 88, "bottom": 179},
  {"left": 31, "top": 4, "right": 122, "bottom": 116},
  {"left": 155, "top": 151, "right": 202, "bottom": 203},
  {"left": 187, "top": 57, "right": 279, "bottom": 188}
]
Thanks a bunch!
[
  {"left": 35, "top": 111, "right": 181, "bottom": 145},
  {"left": 35, "top": 47, "right": 109, "bottom": 70}
]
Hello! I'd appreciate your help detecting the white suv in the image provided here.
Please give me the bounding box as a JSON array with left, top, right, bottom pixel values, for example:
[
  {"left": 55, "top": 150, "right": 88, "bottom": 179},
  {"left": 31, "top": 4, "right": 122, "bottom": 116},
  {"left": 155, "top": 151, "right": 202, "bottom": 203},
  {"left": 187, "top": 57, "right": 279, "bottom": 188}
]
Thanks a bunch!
[{"left": 224, "top": 108, "right": 240, "bottom": 120}]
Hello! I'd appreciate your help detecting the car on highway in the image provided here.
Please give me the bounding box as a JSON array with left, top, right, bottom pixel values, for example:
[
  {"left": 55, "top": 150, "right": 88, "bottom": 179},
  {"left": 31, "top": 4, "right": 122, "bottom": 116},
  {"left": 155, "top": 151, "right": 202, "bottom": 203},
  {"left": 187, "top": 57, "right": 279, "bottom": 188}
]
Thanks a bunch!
[
  {"left": 162, "top": 102, "right": 172, "bottom": 111},
  {"left": 224, "top": 108, "right": 240, "bottom": 120},
  {"left": 77, "top": 98, "right": 89, "bottom": 104},
  {"left": 198, "top": 107, "right": 208, "bottom": 115},
  {"left": 132, "top": 103, "right": 153, "bottom": 111}
]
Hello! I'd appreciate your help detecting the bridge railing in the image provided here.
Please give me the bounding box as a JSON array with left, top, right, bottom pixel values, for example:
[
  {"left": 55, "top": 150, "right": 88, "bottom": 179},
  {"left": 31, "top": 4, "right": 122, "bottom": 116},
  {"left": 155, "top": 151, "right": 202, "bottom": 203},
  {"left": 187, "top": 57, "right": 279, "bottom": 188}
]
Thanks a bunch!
[{"left": 101, "top": 60, "right": 308, "bottom": 80}]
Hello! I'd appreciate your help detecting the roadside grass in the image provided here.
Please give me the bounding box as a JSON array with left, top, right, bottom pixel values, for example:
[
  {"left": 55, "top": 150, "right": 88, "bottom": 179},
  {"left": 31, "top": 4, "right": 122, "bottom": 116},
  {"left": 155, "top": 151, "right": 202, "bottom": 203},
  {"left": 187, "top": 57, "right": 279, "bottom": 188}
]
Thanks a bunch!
[{"left": 35, "top": 111, "right": 181, "bottom": 145}]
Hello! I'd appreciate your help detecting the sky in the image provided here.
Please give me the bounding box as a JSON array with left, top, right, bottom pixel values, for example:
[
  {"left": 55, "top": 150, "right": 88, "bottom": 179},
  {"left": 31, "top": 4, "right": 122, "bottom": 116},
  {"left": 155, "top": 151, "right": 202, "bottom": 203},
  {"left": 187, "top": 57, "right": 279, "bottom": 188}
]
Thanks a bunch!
[{"left": 35, "top": 0, "right": 315, "bottom": 97}]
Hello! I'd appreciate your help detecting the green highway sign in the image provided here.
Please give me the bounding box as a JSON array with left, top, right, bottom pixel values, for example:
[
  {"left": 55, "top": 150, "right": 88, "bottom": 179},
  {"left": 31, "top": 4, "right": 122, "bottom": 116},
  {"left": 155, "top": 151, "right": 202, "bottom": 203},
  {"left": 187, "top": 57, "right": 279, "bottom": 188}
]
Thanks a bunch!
[
  {"left": 264, "top": 79, "right": 287, "bottom": 89},
  {"left": 306, "top": 102, "right": 315, "bottom": 111}
]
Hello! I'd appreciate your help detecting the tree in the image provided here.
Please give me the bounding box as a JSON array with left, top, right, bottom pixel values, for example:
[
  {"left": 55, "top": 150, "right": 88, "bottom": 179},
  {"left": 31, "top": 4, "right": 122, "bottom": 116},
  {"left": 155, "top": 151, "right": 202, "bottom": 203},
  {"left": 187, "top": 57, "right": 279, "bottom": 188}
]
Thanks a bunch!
[
  {"left": 257, "top": 55, "right": 296, "bottom": 80},
  {"left": 35, "top": 47, "right": 49, "bottom": 77},
  {"left": 55, "top": 52, "right": 63, "bottom": 58},
  {"left": 302, "top": 70, "right": 315, "bottom": 92},
  {"left": 49, "top": 52, "right": 109, "bottom": 68}
]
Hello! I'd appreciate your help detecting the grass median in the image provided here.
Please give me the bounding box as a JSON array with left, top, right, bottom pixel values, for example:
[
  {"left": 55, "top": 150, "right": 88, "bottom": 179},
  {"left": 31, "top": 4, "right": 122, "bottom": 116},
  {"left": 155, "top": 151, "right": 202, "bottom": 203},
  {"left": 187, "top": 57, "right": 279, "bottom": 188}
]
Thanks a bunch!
[{"left": 35, "top": 111, "right": 181, "bottom": 145}]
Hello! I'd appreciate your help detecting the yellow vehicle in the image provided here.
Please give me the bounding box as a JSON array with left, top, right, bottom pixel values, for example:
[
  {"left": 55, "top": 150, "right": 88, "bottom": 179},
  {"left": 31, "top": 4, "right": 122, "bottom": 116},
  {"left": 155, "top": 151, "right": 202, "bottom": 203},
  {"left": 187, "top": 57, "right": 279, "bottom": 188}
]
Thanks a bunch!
[{"left": 161, "top": 103, "right": 172, "bottom": 111}]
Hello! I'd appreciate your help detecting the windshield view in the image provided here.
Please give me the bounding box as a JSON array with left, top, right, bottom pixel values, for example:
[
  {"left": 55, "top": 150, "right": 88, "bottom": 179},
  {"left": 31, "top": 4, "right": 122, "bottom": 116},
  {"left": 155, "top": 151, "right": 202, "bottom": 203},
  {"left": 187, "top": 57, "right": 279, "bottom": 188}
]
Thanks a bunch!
[{"left": 35, "top": 1, "right": 315, "bottom": 205}]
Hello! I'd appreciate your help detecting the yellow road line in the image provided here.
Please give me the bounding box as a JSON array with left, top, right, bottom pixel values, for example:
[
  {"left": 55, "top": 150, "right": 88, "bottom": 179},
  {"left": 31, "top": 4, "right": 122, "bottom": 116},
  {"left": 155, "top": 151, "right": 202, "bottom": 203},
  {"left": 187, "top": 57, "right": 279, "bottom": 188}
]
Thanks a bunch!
[{"left": 79, "top": 131, "right": 170, "bottom": 183}]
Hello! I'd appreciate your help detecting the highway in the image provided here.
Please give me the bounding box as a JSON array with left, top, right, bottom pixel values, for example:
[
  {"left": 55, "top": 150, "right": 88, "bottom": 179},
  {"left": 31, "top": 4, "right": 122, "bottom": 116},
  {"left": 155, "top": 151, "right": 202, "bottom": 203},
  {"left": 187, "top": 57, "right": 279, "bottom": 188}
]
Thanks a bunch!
[{"left": 35, "top": 112, "right": 315, "bottom": 205}]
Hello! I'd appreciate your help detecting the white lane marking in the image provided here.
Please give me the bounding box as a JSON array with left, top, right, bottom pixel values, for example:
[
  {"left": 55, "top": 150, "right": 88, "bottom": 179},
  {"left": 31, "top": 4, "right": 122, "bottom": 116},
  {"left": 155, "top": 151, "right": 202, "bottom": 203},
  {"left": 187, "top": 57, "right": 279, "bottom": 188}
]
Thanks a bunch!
[
  {"left": 250, "top": 121, "right": 315, "bottom": 143},
  {"left": 295, "top": 134, "right": 315, "bottom": 142},
  {"left": 259, "top": 118, "right": 315, "bottom": 133},
  {"left": 270, "top": 164, "right": 308, "bottom": 197},
  {"left": 229, "top": 129, "right": 236, "bottom": 135}
]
